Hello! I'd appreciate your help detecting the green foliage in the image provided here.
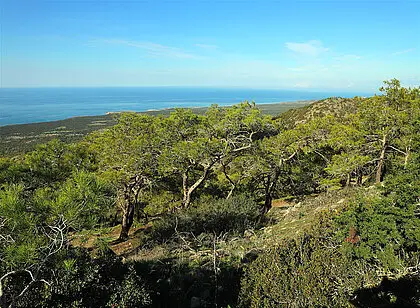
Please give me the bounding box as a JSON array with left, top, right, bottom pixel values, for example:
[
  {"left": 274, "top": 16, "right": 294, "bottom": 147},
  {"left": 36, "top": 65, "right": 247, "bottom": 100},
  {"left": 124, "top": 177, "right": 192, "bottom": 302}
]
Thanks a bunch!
[
  {"left": 51, "top": 171, "right": 115, "bottom": 230},
  {"left": 324, "top": 153, "right": 370, "bottom": 183},
  {"left": 0, "top": 165, "right": 114, "bottom": 306},
  {"left": 383, "top": 153, "right": 420, "bottom": 209},
  {"left": 336, "top": 197, "right": 405, "bottom": 269},
  {"left": 2, "top": 80, "right": 420, "bottom": 307},
  {"left": 6, "top": 249, "right": 152, "bottom": 308},
  {"left": 334, "top": 155, "right": 420, "bottom": 273},
  {"left": 239, "top": 229, "right": 376, "bottom": 307},
  {"left": 134, "top": 254, "right": 242, "bottom": 308},
  {"left": 150, "top": 195, "right": 260, "bottom": 244},
  {"left": 206, "top": 101, "right": 275, "bottom": 142},
  {"left": 0, "top": 184, "right": 42, "bottom": 269},
  {"left": 240, "top": 144, "right": 420, "bottom": 307},
  {"left": 319, "top": 80, "right": 420, "bottom": 186},
  {"left": 25, "top": 139, "right": 97, "bottom": 184},
  {"left": 106, "top": 266, "right": 151, "bottom": 308},
  {"left": 91, "top": 113, "right": 161, "bottom": 185},
  {"left": 0, "top": 171, "right": 114, "bottom": 271},
  {"left": 143, "top": 190, "right": 180, "bottom": 216},
  {"left": 0, "top": 157, "right": 32, "bottom": 186}
]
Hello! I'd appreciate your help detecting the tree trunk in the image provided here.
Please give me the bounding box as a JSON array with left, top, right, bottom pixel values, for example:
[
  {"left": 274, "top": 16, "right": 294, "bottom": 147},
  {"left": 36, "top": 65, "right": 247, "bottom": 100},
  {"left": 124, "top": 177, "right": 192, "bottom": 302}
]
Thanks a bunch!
[
  {"left": 182, "top": 171, "right": 189, "bottom": 207},
  {"left": 376, "top": 134, "right": 387, "bottom": 184},
  {"left": 222, "top": 163, "right": 237, "bottom": 200},
  {"left": 118, "top": 184, "right": 136, "bottom": 241},
  {"left": 261, "top": 193, "right": 272, "bottom": 216},
  {"left": 357, "top": 172, "right": 363, "bottom": 186},
  {"left": 182, "top": 165, "right": 213, "bottom": 208},
  {"left": 182, "top": 168, "right": 208, "bottom": 208},
  {"left": 119, "top": 202, "right": 135, "bottom": 241},
  {"left": 346, "top": 173, "right": 351, "bottom": 186},
  {"left": 261, "top": 168, "right": 280, "bottom": 215}
]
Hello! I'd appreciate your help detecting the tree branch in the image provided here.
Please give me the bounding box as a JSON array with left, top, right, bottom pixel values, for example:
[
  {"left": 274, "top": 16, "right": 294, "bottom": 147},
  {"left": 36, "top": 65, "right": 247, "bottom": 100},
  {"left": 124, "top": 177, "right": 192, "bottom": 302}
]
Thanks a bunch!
[{"left": 387, "top": 145, "right": 407, "bottom": 155}]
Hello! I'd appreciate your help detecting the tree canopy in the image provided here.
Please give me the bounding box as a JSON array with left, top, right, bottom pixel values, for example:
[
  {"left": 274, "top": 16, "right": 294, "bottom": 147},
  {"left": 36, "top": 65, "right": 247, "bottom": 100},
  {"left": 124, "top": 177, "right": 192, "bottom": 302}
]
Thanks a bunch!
[{"left": 1, "top": 79, "right": 420, "bottom": 307}]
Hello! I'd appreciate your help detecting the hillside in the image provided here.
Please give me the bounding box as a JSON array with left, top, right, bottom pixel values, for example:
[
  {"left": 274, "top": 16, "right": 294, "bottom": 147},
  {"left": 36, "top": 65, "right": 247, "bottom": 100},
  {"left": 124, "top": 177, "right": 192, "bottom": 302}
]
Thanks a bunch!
[
  {"left": 275, "top": 96, "right": 359, "bottom": 128},
  {"left": 1, "top": 81, "right": 420, "bottom": 307},
  {"left": 73, "top": 188, "right": 361, "bottom": 258}
]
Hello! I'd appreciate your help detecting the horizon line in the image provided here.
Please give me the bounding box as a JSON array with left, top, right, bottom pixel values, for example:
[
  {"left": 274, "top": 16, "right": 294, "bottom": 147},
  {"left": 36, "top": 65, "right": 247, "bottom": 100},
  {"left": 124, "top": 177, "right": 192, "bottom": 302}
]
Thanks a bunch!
[{"left": 0, "top": 85, "right": 374, "bottom": 93}]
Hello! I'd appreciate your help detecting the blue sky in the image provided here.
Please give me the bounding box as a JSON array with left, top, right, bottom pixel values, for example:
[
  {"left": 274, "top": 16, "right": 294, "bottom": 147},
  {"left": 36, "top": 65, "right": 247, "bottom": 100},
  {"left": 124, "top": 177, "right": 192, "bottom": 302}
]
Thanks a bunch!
[{"left": 1, "top": 0, "right": 419, "bottom": 91}]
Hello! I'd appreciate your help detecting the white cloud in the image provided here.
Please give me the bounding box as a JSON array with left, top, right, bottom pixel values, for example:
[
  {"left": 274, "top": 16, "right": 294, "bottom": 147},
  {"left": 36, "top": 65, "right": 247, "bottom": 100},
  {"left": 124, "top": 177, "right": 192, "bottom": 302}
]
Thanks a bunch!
[
  {"left": 334, "top": 54, "right": 362, "bottom": 61},
  {"left": 392, "top": 48, "right": 416, "bottom": 56},
  {"left": 195, "top": 43, "right": 219, "bottom": 50},
  {"left": 285, "top": 40, "right": 329, "bottom": 57},
  {"left": 99, "top": 39, "right": 200, "bottom": 59}
]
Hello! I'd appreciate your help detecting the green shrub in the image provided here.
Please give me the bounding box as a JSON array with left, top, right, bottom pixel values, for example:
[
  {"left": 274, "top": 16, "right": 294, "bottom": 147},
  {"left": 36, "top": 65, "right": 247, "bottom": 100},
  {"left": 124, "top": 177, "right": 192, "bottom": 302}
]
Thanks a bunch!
[
  {"left": 335, "top": 189, "right": 420, "bottom": 273},
  {"left": 239, "top": 232, "right": 377, "bottom": 308},
  {"left": 134, "top": 257, "right": 242, "bottom": 308},
  {"left": 239, "top": 168, "right": 420, "bottom": 308},
  {"left": 106, "top": 265, "right": 152, "bottom": 308},
  {"left": 5, "top": 248, "right": 152, "bottom": 308},
  {"left": 150, "top": 194, "right": 260, "bottom": 244}
]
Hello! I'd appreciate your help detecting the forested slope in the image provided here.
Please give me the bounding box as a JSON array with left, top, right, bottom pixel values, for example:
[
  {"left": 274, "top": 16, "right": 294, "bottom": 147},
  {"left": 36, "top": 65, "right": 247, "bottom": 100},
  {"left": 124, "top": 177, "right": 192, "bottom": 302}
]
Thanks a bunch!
[{"left": 1, "top": 79, "right": 420, "bottom": 307}]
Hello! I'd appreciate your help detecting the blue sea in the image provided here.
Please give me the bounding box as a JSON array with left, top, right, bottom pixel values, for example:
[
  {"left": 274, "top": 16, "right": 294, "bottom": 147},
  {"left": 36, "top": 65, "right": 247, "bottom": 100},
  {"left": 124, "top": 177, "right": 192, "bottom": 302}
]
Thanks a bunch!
[{"left": 0, "top": 87, "right": 370, "bottom": 126}]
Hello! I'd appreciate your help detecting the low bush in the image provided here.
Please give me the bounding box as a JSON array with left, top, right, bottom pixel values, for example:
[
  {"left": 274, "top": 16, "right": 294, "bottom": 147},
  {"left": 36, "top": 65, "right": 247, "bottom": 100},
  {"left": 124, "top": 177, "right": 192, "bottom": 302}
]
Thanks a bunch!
[
  {"left": 150, "top": 194, "right": 261, "bottom": 244},
  {"left": 1, "top": 248, "right": 151, "bottom": 308},
  {"left": 239, "top": 228, "right": 376, "bottom": 308},
  {"left": 134, "top": 257, "right": 242, "bottom": 308}
]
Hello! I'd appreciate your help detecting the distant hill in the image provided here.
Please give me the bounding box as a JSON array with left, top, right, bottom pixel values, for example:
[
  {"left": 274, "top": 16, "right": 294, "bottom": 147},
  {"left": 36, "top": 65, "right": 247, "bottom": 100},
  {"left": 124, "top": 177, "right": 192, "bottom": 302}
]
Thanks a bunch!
[{"left": 275, "top": 96, "right": 359, "bottom": 129}]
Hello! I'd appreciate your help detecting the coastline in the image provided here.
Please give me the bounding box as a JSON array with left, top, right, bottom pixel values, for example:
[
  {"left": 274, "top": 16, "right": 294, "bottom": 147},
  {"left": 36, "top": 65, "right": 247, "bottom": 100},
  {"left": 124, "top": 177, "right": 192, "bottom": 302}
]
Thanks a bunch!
[
  {"left": 0, "top": 100, "right": 314, "bottom": 128},
  {"left": 0, "top": 100, "right": 312, "bottom": 155}
]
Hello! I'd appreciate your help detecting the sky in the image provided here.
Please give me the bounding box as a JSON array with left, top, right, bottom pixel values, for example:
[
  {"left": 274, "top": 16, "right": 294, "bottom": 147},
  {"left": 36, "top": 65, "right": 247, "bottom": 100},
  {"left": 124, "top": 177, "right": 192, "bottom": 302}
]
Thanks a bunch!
[{"left": 1, "top": 0, "right": 419, "bottom": 91}]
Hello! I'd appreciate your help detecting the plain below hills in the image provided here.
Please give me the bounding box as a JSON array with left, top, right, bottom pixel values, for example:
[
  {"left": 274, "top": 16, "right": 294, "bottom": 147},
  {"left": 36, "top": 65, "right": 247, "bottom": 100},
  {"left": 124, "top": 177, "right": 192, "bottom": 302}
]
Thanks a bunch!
[{"left": 0, "top": 101, "right": 312, "bottom": 156}]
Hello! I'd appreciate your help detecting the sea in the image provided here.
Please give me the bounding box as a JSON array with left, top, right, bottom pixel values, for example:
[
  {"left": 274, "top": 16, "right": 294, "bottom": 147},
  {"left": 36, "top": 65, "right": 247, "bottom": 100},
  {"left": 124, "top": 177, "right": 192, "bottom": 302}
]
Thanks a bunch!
[{"left": 0, "top": 87, "right": 371, "bottom": 126}]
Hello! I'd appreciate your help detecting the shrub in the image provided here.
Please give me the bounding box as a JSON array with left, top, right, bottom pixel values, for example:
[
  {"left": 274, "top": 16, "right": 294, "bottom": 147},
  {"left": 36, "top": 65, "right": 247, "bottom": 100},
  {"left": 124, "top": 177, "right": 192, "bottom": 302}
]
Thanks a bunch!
[
  {"left": 239, "top": 232, "right": 377, "bottom": 308},
  {"left": 6, "top": 248, "right": 152, "bottom": 308},
  {"left": 150, "top": 194, "right": 260, "bottom": 244}
]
